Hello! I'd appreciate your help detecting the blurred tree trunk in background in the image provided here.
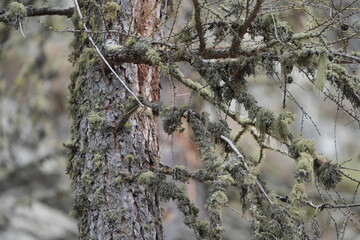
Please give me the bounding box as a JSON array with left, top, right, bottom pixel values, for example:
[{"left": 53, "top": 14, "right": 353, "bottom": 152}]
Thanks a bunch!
[{"left": 66, "top": 0, "right": 165, "bottom": 238}]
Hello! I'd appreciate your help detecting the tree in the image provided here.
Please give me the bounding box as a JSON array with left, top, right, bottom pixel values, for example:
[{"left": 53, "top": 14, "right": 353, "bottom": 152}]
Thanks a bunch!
[{"left": 1, "top": 0, "right": 360, "bottom": 239}]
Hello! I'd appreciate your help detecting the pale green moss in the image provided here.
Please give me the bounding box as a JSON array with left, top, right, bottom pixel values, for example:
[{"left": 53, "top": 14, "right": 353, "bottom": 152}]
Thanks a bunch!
[
  {"left": 123, "top": 154, "right": 137, "bottom": 164},
  {"left": 144, "top": 224, "right": 151, "bottom": 231},
  {"left": 314, "top": 51, "right": 328, "bottom": 92},
  {"left": 294, "top": 152, "right": 313, "bottom": 183},
  {"left": 272, "top": 112, "right": 295, "bottom": 142},
  {"left": 145, "top": 49, "right": 161, "bottom": 65},
  {"left": 314, "top": 161, "right": 342, "bottom": 189},
  {"left": 93, "top": 154, "right": 104, "bottom": 170},
  {"left": 8, "top": 2, "right": 27, "bottom": 28},
  {"left": 94, "top": 187, "right": 104, "bottom": 206},
  {"left": 105, "top": 209, "right": 119, "bottom": 223},
  {"left": 290, "top": 183, "right": 307, "bottom": 219},
  {"left": 124, "top": 121, "right": 132, "bottom": 128},
  {"left": 0, "top": 22, "right": 9, "bottom": 30},
  {"left": 172, "top": 165, "right": 188, "bottom": 182},
  {"left": 218, "top": 174, "right": 234, "bottom": 186},
  {"left": 125, "top": 37, "right": 137, "bottom": 47},
  {"left": 209, "top": 190, "right": 228, "bottom": 209},
  {"left": 137, "top": 171, "right": 155, "bottom": 185},
  {"left": 79, "top": 105, "right": 89, "bottom": 113},
  {"left": 88, "top": 111, "right": 105, "bottom": 129},
  {"left": 255, "top": 108, "right": 275, "bottom": 135},
  {"left": 289, "top": 136, "right": 316, "bottom": 158},
  {"left": 106, "top": 45, "right": 123, "bottom": 51},
  {"left": 81, "top": 170, "right": 92, "bottom": 189},
  {"left": 114, "top": 176, "right": 122, "bottom": 185},
  {"left": 102, "top": 1, "right": 120, "bottom": 21}
]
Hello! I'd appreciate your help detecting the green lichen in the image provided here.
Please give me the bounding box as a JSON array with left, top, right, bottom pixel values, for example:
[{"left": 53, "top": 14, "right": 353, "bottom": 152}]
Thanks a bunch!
[
  {"left": 290, "top": 183, "right": 307, "bottom": 220},
  {"left": 272, "top": 112, "right": 295, "bottom": 142},
  {"left": 145, "top": 49, "right": 161, "bottom": 65},
  {"left": 88, "top": 110, "right": 105, "bottom": 129},
  {"left": 255, "top": 108, "right": 275, "bottom": 136},
  {"left": 124, "top": 121, "right": 132, "bottom": 128},
  {"left": 102, "top": 1, "right": 120, "bottom": 22},
  {"left": 295, "top": 48, "right": 319, "bottom": 69},
  {"left": 294, "top": 152, "right": 313, "bottom": 183},
  {"left": 105, "top": 209, "right": 119, "bottom": 223},
  {"left": 140, "top": 109, "right": 153, "bottom": 119},
  {"left": 162, "top": 106, "right": 187, "bottom": 134},
  {"left": 327, "top": 63, "right": 360, "bottom": 108},
  {"left": 0, "top": 22, "right": 9, "bottom": 30},
  {"left": 172, "top": 165, "right": 189, "bottom": 182},
  {"left": 106, "top": 44, "right": 123, "bottom": 51},
  {"left": 314, "top": 51, "right": 328, "bottom": 92},
  {"left": 144, "top": 224, "right": 151, "bottom": 231},
  {"left": 93, "top": 154, "right": 104, "bottom": 170},
  {"left": 290, "top": 183, "right": 307, "bottom": 203},
  {"left": 79, "top": 105, "right": 90, "bottom": 114},
  {"left": 7, "top": 2, "right": 27, "bottom": 29},
  {"left": 209, "top": 190, "right": 228, "bottom": 209},
  {"left": 76, "top": 48, "right": 99, "bottom": 73},
  {"left": 314, "top": 161, "right": 342, "bottom": 189},
  {"left": 217, "top": 174, "right": 234, "bottom": 186},
  {"left": 94, "top": 187, "right": 104, "bottom": 206},
  {"left": 81, "top": 169, "right": 92, "bottom": 189},
  {"left": 114, "top": 176, "right": 122, "bottom": 185},
  {"left": 138, "top": 171, "right": 155, "bottom": 185},
  {"left": 289, "top": 136, "right": 316, "bottom": 159},
  {"left": 125, "top": 37, "right": 137, "bottom": 47},
  {"left": 243, "top": 172, "right": 257, "bottom": 186},
  {"left": 123, "top": 154, "right": 137, "bottom": 165}
]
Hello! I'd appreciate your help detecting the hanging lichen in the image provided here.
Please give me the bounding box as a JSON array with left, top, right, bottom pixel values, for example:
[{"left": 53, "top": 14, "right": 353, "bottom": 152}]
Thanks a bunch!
[
  {"left": 161, "top": 106, "right": 188, "bottom": 134},
  {"left": 314, "top": 160, "right": 342, "bottom": 189},
  {"left": 289, "top": 183, "right": 307, "bottom": 220},
  {"left": 314, "top": 51, "right": 328, "bottom": 92},
  {"left": 102, "top": 1, "right": 120, "bottom": 22},
  {"left": 7, "top": 2, "right": 27, "bottom": 29},
  {"left": 294, "top": 152, "right": 314, "bottom": 183},
  {"left": 255, "top": 108, "right": 275, "bottom": 136},
  {"left": 272, "top": 112, "right": 295, "bottom": 142},
  {"left": 289, "top": 136, "right": 316, "bottom": 159}
]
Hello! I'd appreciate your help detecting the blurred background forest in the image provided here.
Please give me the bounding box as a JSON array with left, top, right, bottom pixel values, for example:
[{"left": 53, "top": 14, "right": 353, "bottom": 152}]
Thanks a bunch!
[{"left": 0, "top": 0, "right": 359, "bottom": 239}]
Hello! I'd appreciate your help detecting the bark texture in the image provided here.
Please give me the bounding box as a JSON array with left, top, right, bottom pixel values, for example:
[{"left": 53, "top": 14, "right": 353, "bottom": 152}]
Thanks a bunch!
[{"left": 67, "top": 0, "right": 165, "bottom": 239}]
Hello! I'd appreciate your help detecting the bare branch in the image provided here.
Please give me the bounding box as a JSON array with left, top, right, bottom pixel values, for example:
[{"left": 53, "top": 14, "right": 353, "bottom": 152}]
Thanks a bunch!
[
  {"left": 305, "top": 200, "right": 360, "bottom": 210},
  {"left": 192, "top": 0, "right": 206, "bottom": 54}
]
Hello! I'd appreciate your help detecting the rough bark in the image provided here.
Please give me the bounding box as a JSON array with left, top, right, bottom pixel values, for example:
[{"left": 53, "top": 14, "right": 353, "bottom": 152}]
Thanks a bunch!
[{"left": 66, "top": 0, "right": 165, "bottom": 239}]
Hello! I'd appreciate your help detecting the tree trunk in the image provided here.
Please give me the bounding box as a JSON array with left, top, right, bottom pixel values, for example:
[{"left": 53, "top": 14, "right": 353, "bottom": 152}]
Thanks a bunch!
[{"left": 66, "top": 0, "right": 165, "bottom": 239}]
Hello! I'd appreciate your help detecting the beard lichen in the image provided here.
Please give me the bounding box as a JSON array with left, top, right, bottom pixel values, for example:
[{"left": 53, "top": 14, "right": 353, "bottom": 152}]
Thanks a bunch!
[
  {"left": 6, "top": 2, "right": 27, "bottom": 29},
  {"left": 289, "top": 136, "right": 316, "bottom": 159},
  {"left": 327, "top": 63, "right": 360, "bottom": 108},
  {"left": 255, "top": 108, "right": 275, "bottom": 136},
  {"left": 161, "top": 106, "right": 188, "bottom": 135},
  {"left": 314, "top": 160, "right": 342, "bottom": 189},
  {"left": 102, "top": 1, "right": 120, "bottom": 22},
  {"left": 314, "top": 51, "right": 328, "bottom": 92},
  {"left": 294, "top": 152, "right": 314, "bottom": 183},
  {"left": 272, "top": 112, "right": 295, "bottom": 142}
]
